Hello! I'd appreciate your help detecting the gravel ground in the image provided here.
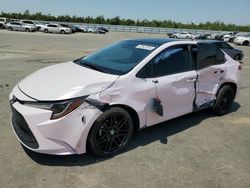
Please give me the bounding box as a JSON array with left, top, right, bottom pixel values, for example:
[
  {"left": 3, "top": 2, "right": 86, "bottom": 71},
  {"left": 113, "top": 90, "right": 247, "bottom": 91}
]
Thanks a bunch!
[{"left": 0, "top": 30, "right": 250, "bottom": 188}]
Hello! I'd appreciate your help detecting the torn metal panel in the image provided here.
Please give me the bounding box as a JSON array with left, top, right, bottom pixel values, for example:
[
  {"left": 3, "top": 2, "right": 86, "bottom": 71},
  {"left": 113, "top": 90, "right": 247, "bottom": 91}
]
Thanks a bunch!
[{"left": 195, "top": 65, "right": 226, "bottom": 107}]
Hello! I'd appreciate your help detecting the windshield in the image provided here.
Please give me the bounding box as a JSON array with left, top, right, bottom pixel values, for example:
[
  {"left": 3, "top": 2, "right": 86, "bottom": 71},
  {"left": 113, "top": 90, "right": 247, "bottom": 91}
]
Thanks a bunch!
[{"left": 75, "top": 41, "right": 159, "bottom": 75}]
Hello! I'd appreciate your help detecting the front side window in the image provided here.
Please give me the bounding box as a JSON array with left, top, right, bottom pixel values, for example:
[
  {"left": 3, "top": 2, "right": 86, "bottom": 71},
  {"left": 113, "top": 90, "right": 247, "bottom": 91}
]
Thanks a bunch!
[{"left": 137, "top": 45, "right": 193, "bottom": 78}]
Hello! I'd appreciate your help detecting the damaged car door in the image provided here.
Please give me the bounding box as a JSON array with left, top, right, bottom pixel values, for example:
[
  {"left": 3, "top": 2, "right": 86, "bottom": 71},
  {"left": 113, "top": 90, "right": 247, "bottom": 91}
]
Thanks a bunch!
[
  {"left": 194, "top": 43, "right": 226, "bottom": 109},
  {"left": 137, "top": 44, "right": 197, "bottom": 126}
]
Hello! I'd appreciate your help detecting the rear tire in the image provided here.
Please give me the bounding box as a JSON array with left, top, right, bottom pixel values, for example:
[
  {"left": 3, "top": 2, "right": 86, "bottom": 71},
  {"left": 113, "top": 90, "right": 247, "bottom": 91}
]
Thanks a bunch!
[
  {"left": 88, "top": 107, "right": 134, "bottom": 157},
  {"left": 44, "top": 29, "right": 49, "bottom": 33},
  {"left": 234, "top": 54, "right": 241, "bottom": 61},
  {"left": 243, "top": 41, "right": 249, "bottom": 46},
  {"left": 8, "top": 27, "right": 13, "bottom": 31},
  {"left": 213, "top": 85, "right": 236, "bottom": 115}
]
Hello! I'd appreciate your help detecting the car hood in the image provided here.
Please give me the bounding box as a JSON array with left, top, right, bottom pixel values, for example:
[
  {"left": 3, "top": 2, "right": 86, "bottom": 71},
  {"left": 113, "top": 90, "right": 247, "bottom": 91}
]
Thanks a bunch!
[{"left": 18, "top": 62, "right": 119, "bottom": 101}]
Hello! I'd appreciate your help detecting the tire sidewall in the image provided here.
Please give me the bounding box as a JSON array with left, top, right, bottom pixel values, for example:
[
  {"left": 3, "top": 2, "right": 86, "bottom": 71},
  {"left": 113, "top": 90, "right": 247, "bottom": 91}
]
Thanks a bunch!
[
  {"left": 88, "top": 107, "right": 134, "bottom": 157},
  {"left": 213, "top": 85, "right": 235, "bottom": 115}
]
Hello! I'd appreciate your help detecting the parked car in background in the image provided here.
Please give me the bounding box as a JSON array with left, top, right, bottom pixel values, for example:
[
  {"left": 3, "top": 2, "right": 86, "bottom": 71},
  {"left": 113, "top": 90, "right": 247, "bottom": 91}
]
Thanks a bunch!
[
  {"left": 78, "top": 25, "right": 89, "bottom": 33},
  {"left": 84, "top": 27, "right": 106, "bottom": 34},
  {"left": 222, "top": 32, "right": 238, "bottom": 42},
  {"left": 234, "top": 33, "right": 250, "bottom": 46},
  {"left": 35, "top": 22, "right": 47, "bottom": 31},
  {"left": 0, "top": 17, "right": 8, "bottom": 29},
  {"left": 41, "top": 24, "right": 72, "bottom": 34},
  {"left": 194, "top": 34, "right": 211, "bottom": 40},
  {"left": 96, "top": 28, "right": 106, "bottom": 34},
  {"left": 87, "top": 27, "right": 96, "bottom": 33},
  {"left": 60, "top": 23, "right": 77, "bottom": 33},
  {"left": 228, "top": 33, "right": 246, "bottom": 43},
  {"left": 9, "top": 38, "right": 242, "bottom": 156},
  {"left": 204, "top": 40, "right": 244, "bottom": 61},
  {"left": 98, "top": 27, "right": 109, "bottom": 32},
  {"left": 20, "top": 20, "right": 37, "bottom": 30},
  {"left": 6, "top": 22, "right": 37, "bottom": 32},
  {"left": 173, "top": 32, "right": 194, "bottom": 39},
  {"left": 167, "top": 32, "right": 176, "bottom": 38},
  {"left": 72, "top": 25, "right": 85, "bottom": 32}
]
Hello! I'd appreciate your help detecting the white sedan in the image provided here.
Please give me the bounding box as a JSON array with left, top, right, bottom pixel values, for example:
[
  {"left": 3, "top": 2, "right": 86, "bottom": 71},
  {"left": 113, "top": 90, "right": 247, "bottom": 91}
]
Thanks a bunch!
[
  {"left": 40, "top": 24, "right": 71, "bottom": 34},
  {"left": 9, "top": 39, "right": 242, "bottom": 156},
  {"left": 234, "top": 33, "right": 250, "bottom": 46},
  {"left": 173, "top": 32, "right": 194, "bottom": 39}
]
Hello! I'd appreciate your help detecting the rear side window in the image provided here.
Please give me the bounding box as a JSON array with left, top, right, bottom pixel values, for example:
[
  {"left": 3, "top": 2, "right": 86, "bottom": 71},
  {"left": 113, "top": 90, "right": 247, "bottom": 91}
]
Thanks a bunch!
[
  {"left": 197, "top": 43, "right": 225, "bottom": 69},
  {"left": 137, "top": 45, "right": 193, "bottom": 78},
  {"left": 23, "top": 21, "right": 34, "bottom": 24},
  {"left": 48, "top": 25, "right": 57, "bottom": 28}
]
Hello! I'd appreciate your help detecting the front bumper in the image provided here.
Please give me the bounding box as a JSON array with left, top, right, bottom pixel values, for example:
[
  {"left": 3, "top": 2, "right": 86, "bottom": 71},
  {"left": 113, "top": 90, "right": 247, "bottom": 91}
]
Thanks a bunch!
[{"left": 9, "top": 90, "right": 102, "bottom": 155}]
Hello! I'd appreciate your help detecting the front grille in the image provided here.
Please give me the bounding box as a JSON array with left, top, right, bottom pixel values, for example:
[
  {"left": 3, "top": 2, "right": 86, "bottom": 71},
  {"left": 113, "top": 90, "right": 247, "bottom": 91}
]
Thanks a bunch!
[{"left": 11, "top": 104, "right": 39, "bottom": 149}]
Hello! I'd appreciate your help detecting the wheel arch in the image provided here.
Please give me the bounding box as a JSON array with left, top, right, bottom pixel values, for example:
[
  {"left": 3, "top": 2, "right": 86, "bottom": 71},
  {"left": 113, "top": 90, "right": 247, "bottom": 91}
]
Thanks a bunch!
[
  {"left": 84, "top": 103, "right": 140, "bottom": 154},
  {"left": 109, "top": 104, "right": 140, "bottom": 135}
]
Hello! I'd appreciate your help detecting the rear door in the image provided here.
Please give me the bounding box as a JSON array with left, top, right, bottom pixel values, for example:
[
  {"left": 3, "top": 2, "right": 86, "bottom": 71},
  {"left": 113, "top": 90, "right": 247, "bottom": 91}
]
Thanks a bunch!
[
  {"left": 194, "top": 43, "right": 226, "bottom": 108},
  {"left": 136, "top": 44, "right": 197, "bottom": 126}
]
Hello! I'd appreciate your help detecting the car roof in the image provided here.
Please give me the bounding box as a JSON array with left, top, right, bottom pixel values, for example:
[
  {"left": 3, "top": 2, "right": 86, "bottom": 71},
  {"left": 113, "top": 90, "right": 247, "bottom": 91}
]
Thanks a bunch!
[
  {"left": 125, "top": 38, "right": 182, "bottom": 45},
  {"left": 198, "top": 40, "right": 224, "bottom": 44}
]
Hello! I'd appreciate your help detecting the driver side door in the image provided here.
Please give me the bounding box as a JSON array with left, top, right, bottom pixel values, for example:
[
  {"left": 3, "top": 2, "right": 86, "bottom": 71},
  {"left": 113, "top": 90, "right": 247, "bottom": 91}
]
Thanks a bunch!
[{"left": 136, "top": 44, "right": 197, "bottom": 126}]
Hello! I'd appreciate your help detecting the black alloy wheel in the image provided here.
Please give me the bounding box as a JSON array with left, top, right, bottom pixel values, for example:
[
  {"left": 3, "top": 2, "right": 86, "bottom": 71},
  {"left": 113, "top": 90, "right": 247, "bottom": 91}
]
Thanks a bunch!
[
  {"left": 213, "top": 85, "right": 235, "bottom": 115},
  {"left": 88, "top": 107, "right": 134, "bottom": 157}
]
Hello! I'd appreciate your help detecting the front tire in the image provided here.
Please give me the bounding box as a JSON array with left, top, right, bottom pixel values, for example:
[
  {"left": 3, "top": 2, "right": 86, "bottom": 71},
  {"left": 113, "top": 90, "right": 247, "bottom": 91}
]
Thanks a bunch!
[
  {"left": 44, "top": 29, "right": 49, "bottom": 33},
  {"left": 61, "top": 30, "right": 65, "bottom": 34},
  {"left": 88, "top": 107, "right": 134, "bottom": 157},
  {"left": 8, "top": 27, "right": 13, "bottom": 31},
  {"left": 25, "top": 28, "right": 30, "bottom": 32},
  {"left": 213, "top": 85, "right": 236, "bottom": 115}
]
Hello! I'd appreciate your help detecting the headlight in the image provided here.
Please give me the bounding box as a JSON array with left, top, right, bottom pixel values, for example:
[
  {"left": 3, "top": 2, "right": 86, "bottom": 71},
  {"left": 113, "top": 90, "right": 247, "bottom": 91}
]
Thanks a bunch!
[{"left": 24, "top": 96, "right": 88, "bottom": 119}]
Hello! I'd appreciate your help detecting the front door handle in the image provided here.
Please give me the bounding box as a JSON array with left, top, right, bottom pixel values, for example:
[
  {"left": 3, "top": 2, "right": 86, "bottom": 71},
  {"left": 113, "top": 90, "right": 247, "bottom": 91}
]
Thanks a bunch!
[
  {"left": 187, "top": 78, "right": 197, "bottom": 82},
  {"left": 152, "top": 80, "right": 159, "bottom": 84}
]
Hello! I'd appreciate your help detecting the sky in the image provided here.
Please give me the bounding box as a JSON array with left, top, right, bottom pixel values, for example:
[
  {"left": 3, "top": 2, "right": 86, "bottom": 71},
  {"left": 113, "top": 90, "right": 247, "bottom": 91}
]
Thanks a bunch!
[{"left": 0, "top": 0, "right": 250, "bottom": 25}]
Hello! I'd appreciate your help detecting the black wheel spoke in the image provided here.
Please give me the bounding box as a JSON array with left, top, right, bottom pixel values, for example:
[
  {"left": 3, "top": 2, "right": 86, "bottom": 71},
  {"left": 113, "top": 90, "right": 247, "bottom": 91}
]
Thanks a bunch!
[
  {"left": 110, "top": 115, "right": 117, "bottom": 128},
  {"left": 93, "top": 111, "right": 132, "bottom": 155},
  {"left": 117, "top": 118, "right": 128, "bottom": 129}
]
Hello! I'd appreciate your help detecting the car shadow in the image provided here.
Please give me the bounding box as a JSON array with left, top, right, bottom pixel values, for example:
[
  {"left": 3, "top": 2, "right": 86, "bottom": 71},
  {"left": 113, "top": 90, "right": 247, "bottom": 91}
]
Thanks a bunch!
[{"left": 24, "top": 102, "right": 241, "bottom": 166}]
